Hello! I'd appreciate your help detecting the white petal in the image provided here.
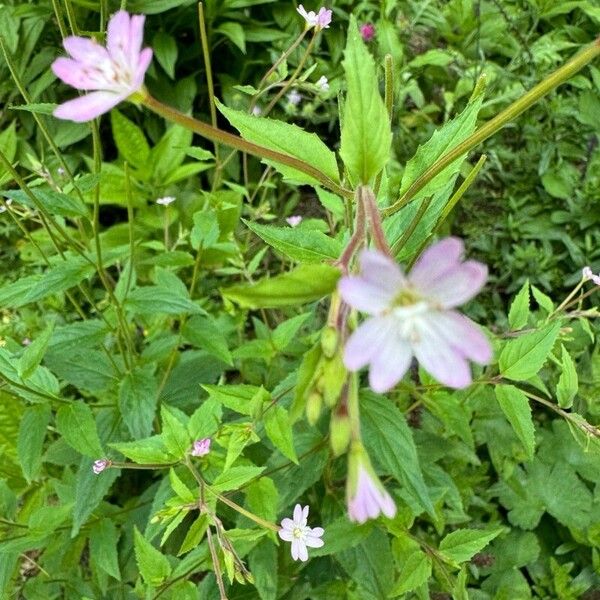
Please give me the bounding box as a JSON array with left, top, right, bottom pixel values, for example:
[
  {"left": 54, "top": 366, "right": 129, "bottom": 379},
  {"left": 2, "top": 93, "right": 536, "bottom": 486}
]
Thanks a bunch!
[
  {"left": 338, "top": 276, "right": 394, "bottom": 315},
  {"left": 280, "top": 518, "right": 294, "bottom": 531},
  {"left": 290, "top": 538, "right": 300, "bottom": 561},
  {"left": 305, "top": 534, "right": 324, "bottom": 548},
  {"left": 293, "top": 504, "right": 303, "bottom": 524},
  {"left": 297, "top": 540, "right": 309, "bottom": 561},
  {"left": 368, "top": 327, "right": 413, "bottom": 393},
  {"left": 424, "top": 261, "right": 488, "bottom": 308},
  {"left": 309, "top": 527, "right": 324, "bottom": 538},
  {"left": 344, "top": 316, "right": 392, "bottom": 371},
  {"left": 409, "top": 237, "right": 464, "bottom": 289},
  {"left": 278, "top": 528, "right": 293, "bottom": 542},
  {"left": 358, "top": 250, "right": 406, "bottom": 295}
]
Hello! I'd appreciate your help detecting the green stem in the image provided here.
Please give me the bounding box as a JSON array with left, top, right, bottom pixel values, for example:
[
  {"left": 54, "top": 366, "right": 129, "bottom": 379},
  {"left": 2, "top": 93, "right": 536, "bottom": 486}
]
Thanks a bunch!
[
  {"left": 374, "top": 54, "right": 394, "bottom": 198},
  {"left": 141, "top": 93, "right": 350, "bottom": 198},
  {"left": 383, "top": 38, "right": 600, "bottom": 217}
]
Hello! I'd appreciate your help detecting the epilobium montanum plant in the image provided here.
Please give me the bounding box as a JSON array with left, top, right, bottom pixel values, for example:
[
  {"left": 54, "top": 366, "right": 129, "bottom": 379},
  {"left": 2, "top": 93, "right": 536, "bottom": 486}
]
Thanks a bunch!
[{"left": 1, "top": 2, "right": 600, "bottom": 598}]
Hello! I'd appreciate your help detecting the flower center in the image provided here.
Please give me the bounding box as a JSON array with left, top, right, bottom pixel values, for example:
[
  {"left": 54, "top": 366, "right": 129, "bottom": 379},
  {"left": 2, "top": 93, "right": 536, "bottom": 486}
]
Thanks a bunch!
[
  {"left": 292, "top": 527, "right": 304, "bottom": 539},
  {"left": 392, "top": 288, "right": 421, "bottom": 307}
]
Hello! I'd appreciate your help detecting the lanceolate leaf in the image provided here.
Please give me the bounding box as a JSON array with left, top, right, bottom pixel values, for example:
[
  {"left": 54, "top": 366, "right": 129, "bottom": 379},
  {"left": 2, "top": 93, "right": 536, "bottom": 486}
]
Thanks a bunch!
[
  {"left": 340, "top": 15, "right": 391, "bottom": 184},
  {"left": 495, "top": 384, "right": 536, "bottom": 460}
]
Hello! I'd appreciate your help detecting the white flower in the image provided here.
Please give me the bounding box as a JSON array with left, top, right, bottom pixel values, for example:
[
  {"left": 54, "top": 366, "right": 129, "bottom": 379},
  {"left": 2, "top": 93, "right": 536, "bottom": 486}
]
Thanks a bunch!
[
  {"left": 278, "top": 504, "right": 324, "bottom": 562},
  {"left": 251, "top": 105, "right": 262, "bottom": 116},
  {"left": 296, "top": 5, "right": 332, "bottom": 31},
  {"left": 156, "top": 196, "right": 176, "bottom": 206},
  {"left": 92, "top": 459, "right": 110, "bottom": 474},
  {"left": 287, "top": 89, "right": 302, "bottom": 106},
  {"left": 316, "top": 75, "right": 329, "bottom": 92},
  {"left": 0, "top": 199, "right": 13, "bottom": 214},
  {"left": 286, "top": 215, "right": 302, "bottom": 227},
  {"left": 582, "top": 266, "right": 600, "bottom": 286}
]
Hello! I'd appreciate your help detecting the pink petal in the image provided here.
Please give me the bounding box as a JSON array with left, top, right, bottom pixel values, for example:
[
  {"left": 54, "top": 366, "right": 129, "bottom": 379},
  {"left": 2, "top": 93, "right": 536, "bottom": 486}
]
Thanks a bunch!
[
  {"left": 129, "top": 14, "right": 147, "bottom": 64},
  {"left": 368, "top": 327, "right": 413, "bottom": 393},
  {"left": 424, "top": 261, "right": 488, "bottom": 308},
  {"left": 409, "top": 237, "right": 464, "bottom": 289},
  {"left": 278, "top": 528, "right": 293, "bottom": 542},
  {"left": 344, "top": 316, "right": 393, "bottom": 371},
  {"left": 133, "top": 47, "right": 153, "bottom": 89},
  {"left": 52, "top": 57, "right": 100, "bottom": 90},
  {"left": 63, "top": 36, "right": 109, "bottom": 64},
  {"left": 412, "top": 318, "right": 472, "bottom": 388},
  {"left": 339, "top": 276, "right": 394, "bottom": 314},
  {"left": 53, "top": 91, "right": 124, "bottom": 122},
  {"left": 429, "top": 311, "right": 492, "bottom": 364},
  {"left": 107, "top": 11, "right": 131, "bottom": 66},
  {"left": 359, "top": 250, "right": 406, "bottom": 297},
  {"left": 379, "top": 488, "right": 397, "bottom": 518}
]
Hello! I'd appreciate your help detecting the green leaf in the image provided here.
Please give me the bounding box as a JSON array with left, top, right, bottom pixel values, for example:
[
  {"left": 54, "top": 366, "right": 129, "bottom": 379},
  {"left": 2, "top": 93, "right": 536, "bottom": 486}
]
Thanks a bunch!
[
  {"left": 191, "top": 210, "right": 220, "bottom": 249},
  {"left": 271, "top": 313, "right": 311, "bottom": 350},
  {"left": 244, "top": 220, "right": 342, "bottom": 263},
  {"left": 17, "top": 320, "right": 54, "bottom": 379},
  {"left": 360, "top": 391, "right": 434, "bottom": 515},
  {"left": 531, "top": 285, "right": 554, "bottom": 313},
  {"left": 499, "top": 321, "right": 561, "bottom": 381},
  {"left": 119, "top": 366, "right": 159, "bottom": 439},
  {"left": 216, "top": 100, "right": 339, "bottom": 186},
  {"left": 126, "top": 285, "right": 204, "bottom": 315},
  {"left": 211, "top": 466, "right": 265, "bottom": 492},
  {"left": 0, "top": 122, "right": 17, "bottom": 184},
  {"left": 149, "top": 123, "right": 193, "bottom": 181},
  {"left": 494, "top": 385, "right": 536, "bottom": 460},
  {"left": 152, "top": 32, "right": 178, "bottom": 78},
  {"left": 56, "top": 401, "right": 104, "bottom": 458},
  {"left": 182, "top": 315, "right": 232, "bottom": 365},
  {"left": 3, "top": 189, "right": 89, "bottom": 219},
  {"left": 188, "top": 396, "right": 222, "bottom": 440},
  {"left": 389, "top": 549, "right": 432, "bottom": 596},
  {"left": 169, "top": 468, "right": 195, "bottom": 503},
  {"left": 178, "top": 514, "right": 209, "bottom": 556},
  {"left": 340, "top": 15, "right": 391, "bottom": 184},
  {"left": 248, "top": 539, "right": 277, "bottom": 600},
  {"left": 133, "top": 526, "right": 172, "bottom": 586},
  {"left": 110, "top": 436, "right": 174, "bottom": 464},
  {"left": 264, "top": 405, "right": 298, "bottom": 463},
  {"left": 17, "top": 404, "right": 51, "bottom": 482},
  {"left": 439, "top": 528, "right": 503, "bottom": 564},
  {"left": 215, "top": 22, "right": 246, "bottom": 53},
  {"left": 557, "top": 345, "right": 578, "bottom": 409},
  {"left": 222, "top": 264, "right": 340, "bottom": 309},
  {"left": 203, "top": 384, "right": 266, "bottom": 416},
  {"left": 309, "top": 518, "right": 373, "bottom": 557},
  {"left": 508, "top": 279, "right": 530, "bottom": 330},
  {"left": 89, "top": 518, "right": 121, "bottom": 580},
  {"left": 161, "top": 405, "right": 191, "bottom": 459},
  {"left": 111, "top": 110, "right": 150, "bottom": 169},
  {"left": 398, "top": 81, "right": 484, "bottom": 202}
]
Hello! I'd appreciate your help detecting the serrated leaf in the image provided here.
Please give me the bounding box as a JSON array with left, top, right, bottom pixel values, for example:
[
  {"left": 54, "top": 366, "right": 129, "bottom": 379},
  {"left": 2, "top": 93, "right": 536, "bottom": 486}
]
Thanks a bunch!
[
  {"left": 118, "top": 365, "right": 158, "bottom": 439},
  {"left": 4, "top": 189, "right": 89, "bottom": 219},
  {"left": 188, "top": 396, "right": 222, "bottom": 440},
  {"left": 89, "top": 519, "right": 121, "bottom": 580},
  {"left": 133, "top": 526, "right": 172, "bottom": 586},
  {"left": 439, "top": 528, "right": 503, "bottom": 563},
  {"left": 126, "top": 285, "right": 204, "bottom": 315},
  {"left": 217, "top": 100, "right": 339, "bottom": 186},
  {"left": 389, "top": 549, "right": 432, "bottom": 596},
  {"left": 211, "top": 466, "right": 264, "bottom": 492},
  {"left": 499, "top": 321, "right": 561, "bottom": 381},
  {"left": 508, "top": 279, "right": 530, "bottom": 330},
  {"left": 340, "top": 15, "right": 391, "bottom": 184},
  {"left": 264, "top": 405, "right": 298, "bottom": 463},
  {"left": 178, "top": 514, "right": 209, "bottom": 556},
  {"left": 360, "top": 391, "right": 434, "bottom": 515},
  {"left": 17, "top": 404, "right": 51, "bottom": 482},
  {"left": 161, "top": 405, "right": 191, "bottom": 459},
  {"left": 495, "top": 385, "right": 536, "bottom": 460},
  {"left": 56, "top": 401, "right": 104, "bottom": 458},
  {"left": 244, "top": 220, "right": 342, "bottom": 263},
  {"left": 110, "top": 436, "right": 174, "bottom": 464},
  {"left": 222, "top": 264, "right": 340, "bottom": 309},
  {"left": 169, "top": 468, "right": 195, "bottom": 503},
  {"left": 557, "top": 345, "right": 578, "bottom": 409},
  {"left": 182, "top": 315, "right": 232, "bottom": 365},
  {"left": 111, "top": 110, "right": 150, "bottom": 169}
]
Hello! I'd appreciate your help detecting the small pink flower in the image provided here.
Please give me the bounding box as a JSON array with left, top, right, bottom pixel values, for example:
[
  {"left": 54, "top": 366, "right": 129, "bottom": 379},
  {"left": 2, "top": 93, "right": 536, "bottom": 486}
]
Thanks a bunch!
[
  {"left": 339, "top": 238, "right": 492, "bottom": 392},
  {"left": 583, "top": 266, "right": 593, "bottom": 280},
  {"left": 359, "top": 23, "right": 376, "bottom": 42},
  {"left": 297, "top": 5, "right": 332, "bottom": 31},
  {"left": 92, "top": 459, "right": 110, "bottom": 474},
  {"left": 347, "top": 445, "right": 396, "bottom": 524},
  {"left": 191, "top": 438, "right": 211, "bottom": 457},
  {"left": 278, "top": 504, "right": 324, "bottom": 561},
  {"left": 156, "top": 196, "right": 176, "bottom": 206},
  {"left": 286, "top": 215, "right": 303, "bottom": 227},
  {"left": 52, "top": 10, "right": 152, "bottom": 122}
]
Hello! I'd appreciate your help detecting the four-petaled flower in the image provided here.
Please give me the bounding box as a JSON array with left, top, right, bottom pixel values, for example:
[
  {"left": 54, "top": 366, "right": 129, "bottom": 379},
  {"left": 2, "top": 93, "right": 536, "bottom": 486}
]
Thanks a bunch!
[
  {"left": 92, "top": 459, "right": 110, "bottom": 474},
  {"left": 278, "top": 504, "right": 324, "bottom": 561},
  {"left": 191, "top": 438, "right": 211, "bottom": 457},
  {"left": 52, "top": 10, "right": 153, "bottom": 122},
  {"left": 297, "top": 5, "right": 332, "bottom": 31},
  {"left": 347, "top": 444, "right": 396, "bottom": 524},
  {"left": 286, "top": 215, "right": 303, "bottom": 227},
  {"left": 156, "top": 196, "right": 176, "bottom": 206},
  {"left": 339, "top": 237, "right": 492, "bottom": 392},
  {"left": 582, "top": 266, "right": 600, "bottom": 286},
  {"left": 359, "top": 23, "right": 376, "bottom": 42}
]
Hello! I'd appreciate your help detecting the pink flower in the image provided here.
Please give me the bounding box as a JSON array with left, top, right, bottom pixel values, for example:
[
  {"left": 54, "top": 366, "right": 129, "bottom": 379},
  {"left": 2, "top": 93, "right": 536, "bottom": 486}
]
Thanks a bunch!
[
  {"left": 52, "top": 11, "right": 152, "bottom": 122},
  {"left": 278, "top": 504, "right": 324, "bottom": 561},
  {"left": 191, "top": 438, "right": 211, "bottom": 457},
  {"left": 583, "top": 266, "right": 600, "bottom": 285},
  {"left": 347, "top": 445, "right": 396, "bottom": 524},
  {"left": 359, "top": 23, "right": 376, "bottom": 42},
  {"left": 92, "top": 459, "right": 110, "bottom": 474},
  {"left": 286, "top": 215, "right": 303, "bottom": 227},
  {"left": 339, "top": 237, "right": 492, "bottom": 392},
  {"left": 297, "top": 5, "right": 332, "bottom": 31}
]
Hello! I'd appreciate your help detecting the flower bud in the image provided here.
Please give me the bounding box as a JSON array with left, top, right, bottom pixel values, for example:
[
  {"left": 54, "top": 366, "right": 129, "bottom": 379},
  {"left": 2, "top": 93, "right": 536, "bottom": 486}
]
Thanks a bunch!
[
  {"left": 329, "top": 410, "right": 351, "bottom": 457},
  {"left": 320, "top": 326, "right": 338, "bottom": 358},
  {"left": 306, "top": 391, "right": 323, "bottom": 425}
]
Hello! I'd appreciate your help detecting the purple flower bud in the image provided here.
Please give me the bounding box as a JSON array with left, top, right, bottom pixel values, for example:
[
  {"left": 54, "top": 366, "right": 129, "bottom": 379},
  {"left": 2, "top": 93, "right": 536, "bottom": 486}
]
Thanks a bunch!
[
  {"left": 191, "top": 438, "right": 211, "bottom": 457},
  {"left": 92, "top": 459, "right": 110, "bottom": 474},
  {"left": 360, "top": 23, "right": 376, "bottom": 42}
]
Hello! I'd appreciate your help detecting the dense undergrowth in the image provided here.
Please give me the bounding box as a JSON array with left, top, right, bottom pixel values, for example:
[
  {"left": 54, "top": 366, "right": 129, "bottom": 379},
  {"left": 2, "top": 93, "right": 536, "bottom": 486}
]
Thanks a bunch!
[{"left": 1, "top": 1, "right": 600, "bottom": 599}]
